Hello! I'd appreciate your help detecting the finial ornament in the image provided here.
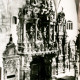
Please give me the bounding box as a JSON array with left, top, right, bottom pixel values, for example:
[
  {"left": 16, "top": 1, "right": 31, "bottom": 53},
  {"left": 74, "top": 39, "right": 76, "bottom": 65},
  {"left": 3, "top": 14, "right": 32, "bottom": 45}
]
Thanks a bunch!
[
  {"left": 7, "top": 34, "right": 13, "bottom": 46},
  {"left": 9, "top": 34, "right": 13, "bottom": 43}
]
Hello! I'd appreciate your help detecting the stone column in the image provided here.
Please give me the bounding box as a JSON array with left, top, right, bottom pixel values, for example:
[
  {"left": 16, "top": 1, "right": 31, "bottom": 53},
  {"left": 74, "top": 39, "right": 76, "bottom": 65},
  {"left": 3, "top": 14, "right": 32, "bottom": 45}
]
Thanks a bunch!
[
  {"left": 35, "top": 18, "right": 39, "bottom": 42},
  {"left": 20, "top": 56, "right": 23, "bottom": 80},
  {"left": 53, "top": 22, "right": 56, "bottom": 42},
  {"left": 23, "top": 21, "right": 27, "bottom": 53},
  {"left": 24, "top": 54, "right": 32, "bottom": 80}
]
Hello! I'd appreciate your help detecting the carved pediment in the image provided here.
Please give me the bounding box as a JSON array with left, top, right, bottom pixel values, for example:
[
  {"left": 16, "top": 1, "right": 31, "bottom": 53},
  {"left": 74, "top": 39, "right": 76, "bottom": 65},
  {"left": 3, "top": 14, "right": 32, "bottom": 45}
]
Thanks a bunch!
[
  {"left": 3, "top": 34, "right": 17, "bottom": 57},
  {"left": 3, "top": 43, "right": 17, "bottom": 56}
]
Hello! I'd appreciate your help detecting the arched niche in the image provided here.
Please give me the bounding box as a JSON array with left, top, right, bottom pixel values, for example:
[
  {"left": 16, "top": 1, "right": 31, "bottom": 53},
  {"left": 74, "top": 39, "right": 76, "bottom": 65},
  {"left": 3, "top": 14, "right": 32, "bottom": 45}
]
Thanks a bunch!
[{"left": 12, "top": 16, "right": 17, "bottom": 24}]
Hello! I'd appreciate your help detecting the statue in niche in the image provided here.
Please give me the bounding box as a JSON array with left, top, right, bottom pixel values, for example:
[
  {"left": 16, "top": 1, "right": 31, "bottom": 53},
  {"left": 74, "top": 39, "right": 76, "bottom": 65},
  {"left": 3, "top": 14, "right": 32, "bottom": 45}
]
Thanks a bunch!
[
  {"left": 26, "top": 23, "right": 33, "bottom": 41},
  {"left": 50, "top": 29, "right": 53, "bottom": 42},
  {"left": 26, "top": 10, "right": 32, "bottom": 20},
  {"left": 44, "top": 28, "right": 49, "bottom": 50},
  {"left": 49, "top": 6, "right": 55, "bottom": 25},
  {"left": 29, "top": 25, "right": 34, "bottom": 41},
  {"left": 37, "top": 30, "right": 42, "bottom": 40},
  {"left": 44, "top": 27, "right": 47, "bottom": 39}
]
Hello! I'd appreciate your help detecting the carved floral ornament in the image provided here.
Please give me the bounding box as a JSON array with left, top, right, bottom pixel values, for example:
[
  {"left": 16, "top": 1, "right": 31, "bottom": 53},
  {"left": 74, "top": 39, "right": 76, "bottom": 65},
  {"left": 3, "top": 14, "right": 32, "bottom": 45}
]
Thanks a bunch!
[{"left": 26, "top": 49, "right": 58, "bottom": 57}]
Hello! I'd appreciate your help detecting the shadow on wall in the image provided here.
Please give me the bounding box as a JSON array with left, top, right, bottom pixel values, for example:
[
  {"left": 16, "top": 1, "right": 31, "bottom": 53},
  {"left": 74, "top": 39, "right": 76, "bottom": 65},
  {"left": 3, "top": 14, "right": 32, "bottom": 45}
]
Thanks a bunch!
[{"left": 75, "top": 0, "right": 79, "bottom": 14}]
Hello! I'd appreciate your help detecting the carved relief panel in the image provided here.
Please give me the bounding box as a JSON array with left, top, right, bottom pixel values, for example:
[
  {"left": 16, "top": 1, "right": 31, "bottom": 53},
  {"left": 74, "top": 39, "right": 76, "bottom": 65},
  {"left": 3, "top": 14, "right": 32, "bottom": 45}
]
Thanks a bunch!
[
  {"left": 3, "top": 57, "right": 20, "bottom": 80},
  {"left": 3, "top": 42, "right": 20, "bottom": 80}
]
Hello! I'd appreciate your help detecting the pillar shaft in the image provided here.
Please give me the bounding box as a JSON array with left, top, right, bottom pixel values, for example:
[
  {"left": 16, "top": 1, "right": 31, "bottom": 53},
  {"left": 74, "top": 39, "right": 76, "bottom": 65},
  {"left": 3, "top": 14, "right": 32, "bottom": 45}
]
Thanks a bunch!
[
  {"left": 24, "top": 21, "right": 27, "bottom": 53},
  {"left": 24, "top": 54, "right": 32, "bottom": 80}
]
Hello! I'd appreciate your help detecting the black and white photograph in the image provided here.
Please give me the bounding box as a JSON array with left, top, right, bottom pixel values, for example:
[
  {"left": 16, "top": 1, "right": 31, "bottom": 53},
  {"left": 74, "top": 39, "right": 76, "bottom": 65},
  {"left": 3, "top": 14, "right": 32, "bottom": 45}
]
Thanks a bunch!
[{"left": 0, "top": 0, "right": 79, "bottom": 80}]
